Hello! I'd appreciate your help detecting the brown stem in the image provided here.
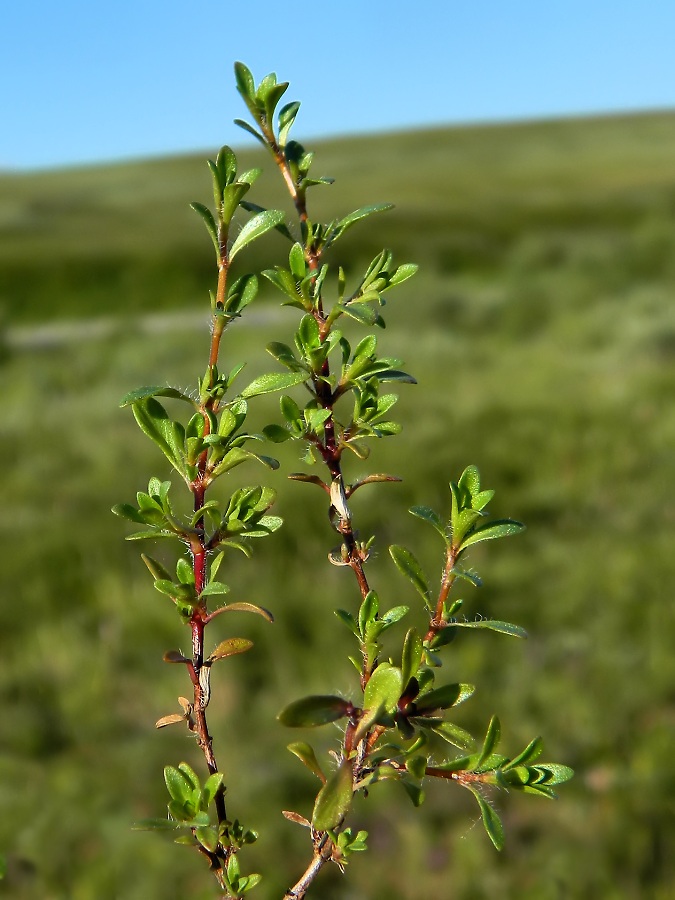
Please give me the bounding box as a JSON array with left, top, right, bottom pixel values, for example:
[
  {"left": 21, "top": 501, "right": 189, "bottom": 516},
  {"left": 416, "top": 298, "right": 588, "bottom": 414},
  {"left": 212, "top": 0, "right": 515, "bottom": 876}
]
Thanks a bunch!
[
  {"left": 184, "top": 248, "right": 233, "bottom": 859},
  {"left": 424, "top": 544, "right": 459, "bottom": 643},
  {"left": 283, "top": 832, "right": 334, "bottom": 900}
]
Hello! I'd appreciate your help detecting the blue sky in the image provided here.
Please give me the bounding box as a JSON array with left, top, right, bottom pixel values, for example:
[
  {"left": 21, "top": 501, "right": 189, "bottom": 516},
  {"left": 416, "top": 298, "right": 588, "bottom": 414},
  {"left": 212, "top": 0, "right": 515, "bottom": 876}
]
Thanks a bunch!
[{"left": 3, "top": 1, "right": 675, "bottom": 170}]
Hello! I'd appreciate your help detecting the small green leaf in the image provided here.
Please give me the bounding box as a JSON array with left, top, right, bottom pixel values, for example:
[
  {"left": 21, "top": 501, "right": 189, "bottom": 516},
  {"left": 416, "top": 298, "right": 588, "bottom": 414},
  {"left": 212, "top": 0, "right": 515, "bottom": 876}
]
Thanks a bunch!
[
  {"left": 287, "top": 742, "right": 326, "bottom": 782},
  {"left": 199, "top": 581, "right": 230, "bottom": 598},
  {"left": 458, "top": 464, "right": 481, "bottom": 497},
  {"left": 358, "top": 590, "right": 379, "bottom": 638},
  {"left": 120, "top": 385, "right": 196, "bottom": 408},
  {"left": 201, "top": 773, "right": 224, "bottom": 808},
  {"left": 332, "top": 204, "right": 393, "bottom": 240},
  {"left": 312, "top": 759, "right": 353, "bottom": 831},
  {"left": 164, "top": 766, "right": 193, "bottom": 804},
  {"left": 409, "top": 505, "right": 448, "bottom": 543},
  {"left": 401, "top": 778, "right": 426, "bottom": 807},
  {"left": 195, "top": 825, "right": 218, "bottom": 853},
  {"left": 335, "top": 608, "right": 360, "bottom": 637},
  {"left": 477, "top": 716, "right": 501, "bottom": 768},
  {"left": 140, "top": 554, "right": 172, "bottom": 582},
  {"left": 363, "top": 663, "right": 403, "bottom": 714},
  {"left": 388, "top": 545, "right": 431, "bottom": 607},
  {"left": 427, "top": 721, "right": 476, "bottom": 751},
  {"left": 405, "top": 754, "right": 428, "bottom": 780},
  {"left": 208, "top": 637, "right": 253, "bottom": 662},
  {"left": 190, "top": 202, "right": 219, "bottom": 255},
  {"left": 460, "top": 520, "right": 525, "bottom": 550},
  {"left": 415, "top": 683, "right": 475, "bottom": 713},
  {"left": 234, "top": 61, "right": 255, "bottom": 99},
  {"left": 278, "top": 695, "right": 352, "bottom": 728},
  {"left": 229, "top": 209, "right": 285, "bottom": 260},
  {"left": 532, "top": 763, "right": 575, "bottom": 785},
  {"left": 341, "top": 302, "right": 381, "bottom": 326},
  {"left": 450, "top": 619, "right": 528, "bottom": 639},
  {"left": 225, "top": 273, "right": 259, "bottom": 314},
  {"left": 132, "top": 818, "right": 182, "bottom": 832},
  {"left": 240, "top": 371, "right": 306, "bottom": 399},
  {"left": 111, "top": 503, "right": 145, "bottom": 523},
  {"left": 401, "top": 627, "right": 423, "bottom": 689},
  {"left": 502, "top": 737, "right": 543, "bottom": 770},
  {"left": 178, "top": 762, "right": 201, "bottom": 791},
  {"left": 468, "top": 787, "right": 505, "bottom": 850},
  {"left": 132, "top": 398, "right": 187, "bottom": 477}
]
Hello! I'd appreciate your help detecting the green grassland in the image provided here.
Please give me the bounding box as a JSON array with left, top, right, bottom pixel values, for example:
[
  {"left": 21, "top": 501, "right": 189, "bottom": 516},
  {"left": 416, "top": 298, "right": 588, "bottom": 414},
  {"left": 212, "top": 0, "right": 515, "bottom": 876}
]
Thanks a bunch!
[{"left": 1, "top": 110, "right": 675, "bottom": 898}]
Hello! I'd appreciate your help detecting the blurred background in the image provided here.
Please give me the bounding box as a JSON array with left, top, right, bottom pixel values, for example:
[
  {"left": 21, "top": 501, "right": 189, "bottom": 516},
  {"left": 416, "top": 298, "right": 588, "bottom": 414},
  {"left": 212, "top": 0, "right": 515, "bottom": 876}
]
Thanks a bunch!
[{"left": 1, "top": 2, "right": 674, "bottom": 898}]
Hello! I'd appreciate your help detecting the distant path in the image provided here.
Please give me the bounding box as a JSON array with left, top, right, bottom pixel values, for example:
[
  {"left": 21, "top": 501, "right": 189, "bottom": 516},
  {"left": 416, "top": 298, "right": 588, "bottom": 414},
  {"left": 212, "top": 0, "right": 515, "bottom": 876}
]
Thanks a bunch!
[{"left": 6, "top": 308, "right": 284, "bottom": 350}]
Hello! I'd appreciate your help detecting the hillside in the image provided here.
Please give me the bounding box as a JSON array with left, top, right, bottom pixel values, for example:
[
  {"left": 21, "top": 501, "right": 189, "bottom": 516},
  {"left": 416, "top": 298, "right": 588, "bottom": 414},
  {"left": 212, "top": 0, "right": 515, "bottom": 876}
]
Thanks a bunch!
[
  {"left": 0, "top": 111, "right": 674, "bottom": 899},
  {"left": 3, "top": 110, "right": 675, "bottom": 324}
]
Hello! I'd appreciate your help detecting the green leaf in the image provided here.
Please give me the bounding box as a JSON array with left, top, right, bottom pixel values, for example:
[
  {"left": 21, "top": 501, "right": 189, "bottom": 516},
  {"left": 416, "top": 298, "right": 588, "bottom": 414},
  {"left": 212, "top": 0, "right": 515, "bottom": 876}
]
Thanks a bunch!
[
  {"left": 164, "top": 766, "right": 194, "bottom": 804},
  {"left": 199, "top": 581, "right": 230, "bottom": 597},
  {"left": 233, "top": 118, "right": 267, "bottom": 146},
  {"left": 176, "top": 557, "right": 194, "bottom": 585},
  {"left": 201, "top": 773, "right": 224, "bottom": 808},
  {"left": 415, "top": 683, "right": 475, "bottom": 713},
  {"left": 532, "top": 763, "right": 575, "bottom": 785},
  {"left": 332, "top": 204, "right": 393, "bottom": 240},
  {"left": 460, "top": 520, "right": 525, "bottom": 550},
  {"left": 388, "top": 545, "right": 431, "bottom": 607},
  {"left": 468, "top": 787, "right": 505, "bottom": 850},
  {"left": 132, "top": 398, "right": 187, "bottom": 477},
  {"left": 358, "top": 590, "right": 379, "bottom": 638},
  {"left": 401, "top": 628, "right": 424, "bottom": 689},
  {"left": 141, "top": 553, "right": 171, "bottom": 581},
  {"left": 234, "top": 61, "right": 255, "bottom": 99},
  {"left": 427, "top": 721, "right": 476, "bottom": 751},
  {"left": 190, "top": 202, "right": 219, "bottom": 255},
  {"left": 195, "top": 825, "right": 218, "bottom": 853},
  {"left": 502, "top": 737, "right": 543, "bottom": 770},
  {"left": 132, "top": 818, "right": 182, "bottom": 832},
  {"left": 477, "top": 716, "right": 501, "bottom": 768},
  {"left": 363, "top": 663, "right": 403, "bottom": 714},
  {"left": 379, "top": 605, "right": 409, "bottom": 629},
  {"left": 279, "top": 100, "right": 301, "bottom": 145},
  {"left": 120, "top": 385, "right": 195, "bottom": 408},
  {"left": 312, "top": 760, "right": 353, "bottom": 831},
  {"left": 450, "top": 619, "right": 528, "bottom": 639},
  {"left": 287, "top": 742, "right": 326, "bottom": 782},
  {"left": 278, "top": 695, "right": 352, "bottom": 728},
  {"left": 405, "top": 754, "right": 428, "bottom": 780},
  {"left": 111, "top": 503, "right": 145, "bottom": 524},
  {"left": 177, "top": 762, "right": 201, "bottom": 791},
  {"left": 340, "top": 302, "right": 381, "bottom": 326},
  {"left": 240, "top": 371, "right": 306, "bottom": 399},
  {"left": 335, "top": 608, "right": 360, "bottom": 637},
  {"left": 208, "top": 637, "right": 253, "bottom": 662},
  {"left": 401, "top": 778, "right": 426, "bottom": 808},
  {"left": 229, "top": 209, "right": 285, "bottom": 260},
  {"left": 458, "top": 464, "right": 481, "bottom": 497},
  {"left": 225, "top": 273, "right": 258, "bottom": 315},
  {"left": 389, "top": 263, "right": 418, "bottom": 286},
  {"left": 409, "top": 505, "right": 448, "bottom": 543}
]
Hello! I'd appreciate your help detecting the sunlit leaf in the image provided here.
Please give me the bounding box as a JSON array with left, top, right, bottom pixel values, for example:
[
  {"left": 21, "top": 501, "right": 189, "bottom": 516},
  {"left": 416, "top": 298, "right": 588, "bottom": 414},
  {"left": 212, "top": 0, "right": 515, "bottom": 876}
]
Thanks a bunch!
[
  {"left": 312, "top": 760, "right": 353, "bottom": 831},
  {"left": 278, "top": 695, "right": 352, "bottom": 727}
]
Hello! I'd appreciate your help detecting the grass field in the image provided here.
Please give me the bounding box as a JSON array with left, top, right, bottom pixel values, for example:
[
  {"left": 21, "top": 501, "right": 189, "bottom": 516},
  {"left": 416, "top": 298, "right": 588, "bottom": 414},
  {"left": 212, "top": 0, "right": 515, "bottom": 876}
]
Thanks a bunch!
[{"left": 1, "top": 110, "right": 674, "bottom": 898}]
